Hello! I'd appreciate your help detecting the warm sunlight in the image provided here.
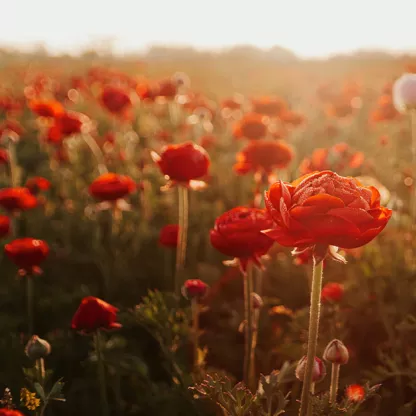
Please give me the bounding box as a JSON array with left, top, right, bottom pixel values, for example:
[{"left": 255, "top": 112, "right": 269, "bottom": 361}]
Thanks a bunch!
[{"left": 4, "top": 0, "right": 416, "bottom": 56}]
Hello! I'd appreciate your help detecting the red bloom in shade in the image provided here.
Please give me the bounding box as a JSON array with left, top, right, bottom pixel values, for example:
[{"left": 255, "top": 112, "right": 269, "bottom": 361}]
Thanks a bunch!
[
  {"left": 234, "top": 139, "right": 294, "bottom": 175},
  {"left": 321, "top": 282, "right": 344, "bottom": 303},
  {"left": 159, "top": 224, "right": 179, "bottom": 248},
  {"left": 89, "top": 173, "right": 136, "bottom": 202},
  {"left": 0, "top": 187, "right": 37, "bottom": 212},
  {"left": 29, "top": 99, "right": 64, "bottom": 117},
  {"left": 25, "top": 177, "right": 51, "bottom": 195},
  {"left": 264, "top": 171, "right": 392, "bottom": 255},
  {"left": 0, "top": 215, "right": 10, "bottom": 238},
  {"left": 55, "top": 111, "right": 87, "bottom": 136},
  {"left": 0, "top": 149, "right": 9, "bottom": 165},
  {"left": 100, "top": 85, "right": 132, "bottom": 114},
  {"left": 345, "top": 384, "right": 365, "bottom": 402},
  {"left": 157, "top": 79, "right": 177, "bottom": 99},
  {"left": 71, "top": 296, "right": 121, "bottom": 333},
  {"left": 0, "top": 410, "right": 25, "bottom": 416},
  {"left": 153, "top": 142, "right": 210, "bottom": 185},
  {"left": 233, "top": 113, "right": 268, "bottom": 140},
  {"left": 4, "top": 238, "right": 49, "bottom": 275},
  {"left": 182, "top": 279, "right": 209, "bottom": 299},
  {"left": 210, "top": 207, "right": 274, "bottom": 271},
  {"left": 251, "top": 96, "right": 286, "bottom": 117}
]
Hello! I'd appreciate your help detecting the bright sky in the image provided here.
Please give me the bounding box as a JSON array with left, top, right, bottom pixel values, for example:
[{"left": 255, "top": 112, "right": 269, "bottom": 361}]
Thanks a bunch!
[{"left": 4, "top": 0, "right": 416, "bottom": 58}]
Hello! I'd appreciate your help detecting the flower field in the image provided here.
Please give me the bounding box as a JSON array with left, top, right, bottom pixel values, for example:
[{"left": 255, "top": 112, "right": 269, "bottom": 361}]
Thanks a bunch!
[{"left": 0, "top": 50, "right": 415, "bottom": 416}]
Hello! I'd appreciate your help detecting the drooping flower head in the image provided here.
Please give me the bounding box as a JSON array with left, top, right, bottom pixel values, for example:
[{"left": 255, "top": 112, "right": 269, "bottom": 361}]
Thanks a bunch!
[
  {"left": 89, "top": 173, "right": 136, "bottom": 202},
  {"left": 264, "top": 171, "right": 392, "bottom": 261},
  {"left": 0, "top": 187, "right": 37, "bottom": 213},
  {"left": 71, "top": 296, "right": 121, "bottom": 333},
  {"left": 234, "top": 139, "right": 294, "bottom": 175},
  {"left": 210, "top": 207, "right": 274, "bottom": 272},
  {"left": 4, "top": 238, "right": 49, "bottom": 275},
  {"left": 152, "top": 142, "right": 210, "bottom": 188}
]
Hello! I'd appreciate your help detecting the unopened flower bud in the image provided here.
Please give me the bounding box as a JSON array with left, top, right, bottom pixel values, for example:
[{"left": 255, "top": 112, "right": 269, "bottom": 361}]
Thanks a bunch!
[
  {"left": 393, "top": 73, "right": 416, "bottom": 113},
  {"left": 251, "top": 293, "right": 263, "bottom": 309},
  {"left": 181, "top": 279, "right": 209, "bottom": 299},
  {"left": 25, "top": 335, "right": 51, "bottom": 360},
  {"left": 323, "top": 339, "right": 349, "bottom": 365},
  {"left": 295, "top": 356, "right": 326, "bottom": 383}
]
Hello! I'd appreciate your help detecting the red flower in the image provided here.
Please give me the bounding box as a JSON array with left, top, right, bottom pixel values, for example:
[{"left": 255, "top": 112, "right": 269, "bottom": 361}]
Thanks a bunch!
[
  {"left": 221, "top": 97, "right": 242, "bottom": 110},
  {"left": 29, "top": 99, "right": 64, "bottom": 117},
  {"left": 153, "top": 142, "right": 210, "bottom": 185},
  {"left": 210, "top": 207, "right": 274, "bottom": 271},
  {"left": 159, "top": 224, "right": 179, "bottom": 248},
  {"left": 182, "top": 279, "right": 209, "bottom": 299},
  {"left": 4, "top": 238, "right": 49, "bottom": 275},
  {"left": 71, "top": 296, "right": 121, "bottom": 333},
  {"left": 234, "top": 139, "right": 294, "bottom": 175},
  {"left": 55, "top": 111, "right": 87, "bottom": 136},
  {"left": 157, "top": 79, "right": 177, "bottom": 98},
  {"left": 345, "top": 384, "right": 365, "bottom": 402},
  {"left": 0, "top": 410, "right": 25, "bottom": 416},
  {"left": 251, "top": 96, "right": 286, "bottom": 117},
  {"left": 100, "top": 86, "right": 132, "bottom": 115},
  {"left": 0, "top": 149, "right": 8, "bottom": 165},
  {"left": 0, "top": 215, "right": 10, "bottom": 238},
  {"left": 321, "top": 283, "right": 344, "bottom": 303},
  {"left": 233, "top": 113, "right": 268, "bottom": 140},
  {"left": 0, "top": 187, "right": 37, "bottom": 212},
  {"left": 25, "top": 177, "right": 51, "bottom": 195},
  {"left": 279, "top": 110, "right": 305, "bottom": 126},
  {"left": 369, "top": 95, "right": 400, "bottom": 123},
  {"left": 264, "top": 171, "right": 392, "bottom": 253},
  {"left": 89, "top": 173, "right": 136, "bottom": 202}
]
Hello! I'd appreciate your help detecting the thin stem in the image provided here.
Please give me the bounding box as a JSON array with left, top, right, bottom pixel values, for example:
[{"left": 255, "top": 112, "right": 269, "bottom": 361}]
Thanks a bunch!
[
  {"left": 175, "top": 186, "right": 189, "bottom": 296},
  {"left": 82, "top": 134, "right": 108, "bottom": 175},
  {"left": 250, "top": 308, "right": 259, "bottom": 391},
  {"left": 299, "top": 258, "right": 324, "bottom": 416},
  {"left": 307, "top": 383, "right": 315, "bottom": 416},
  {"left": 410, "top": 110, "right": 416, "bottom": 219},
  {"left": 94, "top": 330, "right": 110, "bottom": 416},
  {"left": 191, "top": 298, "right": 200, "bottom": 373},
  {"left": 243, "top": 262, "right": 255, "bottom": 390},
  {"left": 36, "top": 358, "right": 45, "bottom": 387},
  {"left": 27, "top": 277, "right": 34, "bottom": 336},
  {"left": 8, "top": 139, "right": 19, "bottom": 187},
  {"left": 329, "top": 363, "right": 340, "bottom": 404}
]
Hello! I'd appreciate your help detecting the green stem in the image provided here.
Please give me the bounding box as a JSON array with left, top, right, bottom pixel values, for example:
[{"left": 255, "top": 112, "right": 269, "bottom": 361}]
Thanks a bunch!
[
  {"left": 329, "top": 363, "right": 340, "bottom": 404},
  {"left": 94, "top": 330, "right": 110, "bottom": 416},
  {"left": 27, "top": 277, "right": 34, "bottom": 336},
  {"left": 175, "top": 186, "right": 189, "bottom": 296},
  {"left": 191, "top": 298, "right": 200, "bottom": 373},
  {"left": 243, "top": 262, "right": 255, "bottom": 390},
  {"left": 82, "top": 134, "right": 108, "bottom": 175},
  {"left": 299, "top": 258, "right": 324, "bottom": 416}
]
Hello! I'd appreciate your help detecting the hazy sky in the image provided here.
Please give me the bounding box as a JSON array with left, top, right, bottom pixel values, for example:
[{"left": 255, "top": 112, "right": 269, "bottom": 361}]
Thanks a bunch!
[{"left": 4, "top": 0, "right": 416, "bottom": 57}]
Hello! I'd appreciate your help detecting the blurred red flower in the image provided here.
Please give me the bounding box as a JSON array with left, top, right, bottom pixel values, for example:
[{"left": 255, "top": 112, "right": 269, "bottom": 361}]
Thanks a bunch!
[
  {"left": 0, "top": 410, "right": 25, "bottom": 416},
  {"left": 321, "top": 282, "right": 344, "bottom": 303},
  {"left": 100, "top": 85, "right": 132, "bottom": 115},
  {"left": 369, "top": 95, "right": 400, "bottom": 123},
  {"left": 251, "top": 96, "right": 286, "bottom": 117},
  {"left": 0, "top": 149, "right": 9, "bottom": 165},
  {"left": 345, "top": 384, "right": 365, "bottom": 402},
  {"left": 279, "top": 110, "right": 305, "bottom": 126},
  {"left": 182, "top": 279, "right": 209, "bottom": 299},
  {"left": 0, "top": 187, "right": 37, "bottom": 212},
  {"left": 159, "top": 224, "right": 179, "bottom": 248},
  {"left": 264, "top": 171, "right": 392, "bottom": 253},
  {"left": 0, "top": 119, "right": 24, "bottom": 138},
  {"left": 25, "top": 177, "right": 51, "bottom": 195},
  {"left": 234, "top": 139, "right": 294, "bottom": 175},
  {"left": 210, "top": 207, "right": 274, "bottom": 271},
  {"left": 153, "top": 142, "right": 210, "bottom": 185},
  {"left": 29, "top": 99, "right": 64, "bottom": 117},
  {"left": 71, "top": 296, "right": 121, "bottom": 333},
  {"left": 221, "top": 97, "right": 242, "bottom": 110},
  {"left": 233, "top": 113, "right": 268, "bottom": 140},
  {"left": 157, "top": 79, "right": 177, "bottom": 99},
  {"left": 0, "top": 215, "right": 10, "bottom": 238},
  {"left": 89, "top": 173, "right": 136, "bottom": 202},
  {"left": 4, "top": 238, "right": 49, "bottom": 275}
]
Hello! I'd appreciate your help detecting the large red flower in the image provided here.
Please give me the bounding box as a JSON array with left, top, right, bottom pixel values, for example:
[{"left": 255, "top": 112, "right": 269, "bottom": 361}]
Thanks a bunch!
[
  {"left": 0, "top": 187, "right": 37, "bottom": 212},
  {"left": 71, "top": 296, "right": 122, "bottom": 333},
  {"left": 4, "top": 238, "right": 49, "bottom": 275},
  {"left": 153, "top": 142, "right": 210, "bottom": 185},
  {"left": 234, "top": 139, "right": 294, "bottom": 175},
  {"left": 264, "top": 171, "right": 392, "bottom": 252},
  {"left": 89, "top": 173, "right": 136, "bottom": 202},
  {"left": 210, "top": 207, "right": 274, "bottom": 271},
  {"left": 100, "top": 85, "right": 132, "bottom": 115}
]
